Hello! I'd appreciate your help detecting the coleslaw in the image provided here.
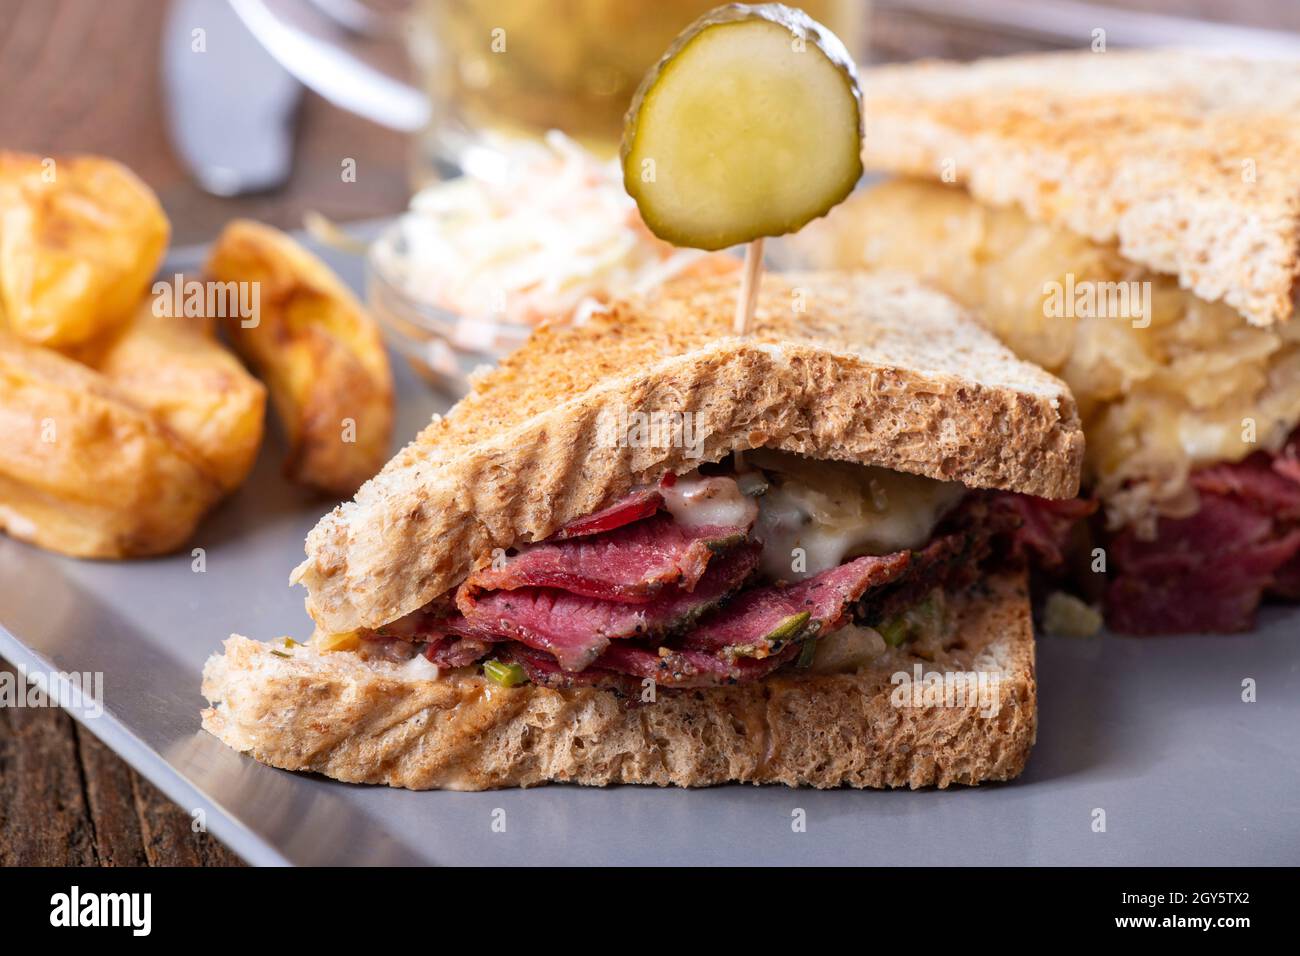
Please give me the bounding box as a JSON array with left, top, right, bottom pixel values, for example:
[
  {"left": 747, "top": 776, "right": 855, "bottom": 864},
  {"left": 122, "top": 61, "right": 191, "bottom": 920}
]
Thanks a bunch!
[{"left": 372, "top": 132, "right": 724, "bottom": 329}]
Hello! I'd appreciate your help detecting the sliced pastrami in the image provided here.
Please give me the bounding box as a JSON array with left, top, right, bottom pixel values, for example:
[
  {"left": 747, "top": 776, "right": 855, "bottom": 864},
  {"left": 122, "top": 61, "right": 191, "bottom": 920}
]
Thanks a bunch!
[
  {"left": 679, "top": 551, "right": 912, "bottom": 659},
  {"left": 552, "top": 487, "right": 664, "bottom": 539},
  {"left": 423, "top": 635, "right": 498, "bottom": 668},
  {"left": 1102, "top": 425, "right": 1300, "bottom": 634},
  {"left": 1107, "top": 537, "right": 1300, "bottom": 634},
  {"left": 1107, "top": 493, "right": 1300, "bottom": 633},
  {"left": 857, "top": 529, "right": 971, "bottom": 627},
  {"left": 500, "top": 644, "right": 636, "bottom": 692},
  {"left": 503, "top": 637, "right": 798, "bottom": 691},
  {"left": 457, "top": 543, "right": 761, "bottom": 671},
  {"left": 1111, "top": 494, "right": 1274, "bottom": 574},
  {"left": 1271, "top": 551, "right": 1300, "bottom": 599},
  {"left": 996, "top": 493, "right": 1097, "bottom": 569},
  {"left": 461, "top": 512, "right": 750, "bottom": 604},
  {"left": 1193, "top": 457, "right": 1300, "bottom": 520}
]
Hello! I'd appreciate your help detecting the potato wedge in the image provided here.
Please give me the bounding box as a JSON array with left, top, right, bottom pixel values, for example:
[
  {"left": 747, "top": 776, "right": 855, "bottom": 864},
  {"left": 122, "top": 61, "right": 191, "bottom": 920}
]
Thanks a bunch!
[
  {"left": 0, "top": 331, "right": 223, "bottom": 558},
  {"left": 89, "top": 296, "right": 267, "bottom": 493},
  {"left": 205, "top": 220, "right": 393, "bottom": 497},
  {"left": 0, "top": 152, "right": 169, "bottom": 349}
]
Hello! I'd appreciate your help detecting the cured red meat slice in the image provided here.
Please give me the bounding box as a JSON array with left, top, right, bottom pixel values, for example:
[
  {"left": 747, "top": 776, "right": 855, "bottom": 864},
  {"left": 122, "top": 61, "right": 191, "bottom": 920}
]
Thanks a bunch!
[
  {"left": 475, "top": 491, "right": 1077, "bottom": 687},
  {"left": 423, "top": 635, "right": 498, "bottom": 668},
  {"left": 388, "top": 611, "right": 502, "bottom": 645},
  {"left": 501, "top": 644, "right": 631, "bottom": 690},
  {"left": 1111, "top": 494, "right": 1273, "bottom": 574},
  {"left": 1107, "top": 494, "right": 1300, "bottom": 633},
  {"left": 998, "top": 493, "right": 1097, "bottom": 568},
  {"left": 457, "top": 544, "right": 761, "bottom": 671},
  {"left": 462, "top": 512, "right": 750, "bottom": 603},
  {"left": 503, "top": 637, "right": 798, "bottom": 690},
  {"left": 1271, "top": 550, "right": 1300, "bottom": 599},
  {"left": 1269, "top": 429, "right": 1300, "bottom": 486},
  {"left": 857, "top": 525, "right": 984, "bottom": 626},
  {"left": 553, "top": 488, "right": 664, "bottom": 539},
  {"left": 1194, "top": 457, "right": 1300, "bottom": 520},
  {"left": 1104, "top": 425, "right": 1300, "bottom": 634},
  {"left": 679, "top": 551, "right": 911, "bottom": 658},
  {"left": 1107, "top": 531, "right": 1300, "bottom": 633},
  {"left": 1274, "top": 453, "right": 1300, "bottom": 486}
]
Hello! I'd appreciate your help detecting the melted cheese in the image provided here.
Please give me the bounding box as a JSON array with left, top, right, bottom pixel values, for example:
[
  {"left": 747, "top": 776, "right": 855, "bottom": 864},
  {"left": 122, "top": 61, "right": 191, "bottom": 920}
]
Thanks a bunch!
[
  {"left": 787, "top": 178, "right": 1300, "bottom": 529},
  {"left": 748, "top": 449, "right": 966, "bottom": 582},
  {"left": 399, "top": 655, "right": 442, "bottom": 681},
  {"left": 661, "top": 474, "right": 758, "bottom": 531}
]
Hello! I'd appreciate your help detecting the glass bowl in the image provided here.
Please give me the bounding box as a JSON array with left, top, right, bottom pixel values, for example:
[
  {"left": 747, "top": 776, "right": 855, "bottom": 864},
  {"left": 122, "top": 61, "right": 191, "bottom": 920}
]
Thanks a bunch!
[{"left": 366, "top": 220, "right": 535, "bottom": 394}]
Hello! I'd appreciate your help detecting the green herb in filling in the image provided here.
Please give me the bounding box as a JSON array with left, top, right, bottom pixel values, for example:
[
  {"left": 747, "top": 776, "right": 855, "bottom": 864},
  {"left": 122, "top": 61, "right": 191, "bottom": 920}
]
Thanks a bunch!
[
  {"left": 766, "top": 610, "right": 812, "bottom": 647},
  {"left": 877, "top": 616, "right": 910, "bottom": 647},
  {"left": 483, "top": 659, "right": 528, "bottom": 687},
  {"left": 796, "top": 638, "right": 819, "bottom": 669}
]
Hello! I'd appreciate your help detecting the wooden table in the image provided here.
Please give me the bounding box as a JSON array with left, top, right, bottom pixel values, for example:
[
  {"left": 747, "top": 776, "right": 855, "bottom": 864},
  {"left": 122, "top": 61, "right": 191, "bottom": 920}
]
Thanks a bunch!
[
  {"left": 0, "top": 663, "right": 244, "bottom": 866},
  {"left": 2, "top": 0, "right": 1295, "bottom": 867}
]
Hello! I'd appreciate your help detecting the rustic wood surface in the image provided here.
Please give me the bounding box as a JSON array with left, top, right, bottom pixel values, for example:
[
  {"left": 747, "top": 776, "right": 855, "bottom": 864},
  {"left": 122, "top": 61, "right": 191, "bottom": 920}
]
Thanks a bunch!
[
  {"left": 0, "top": 0, "right": 1294, "bottom": 868},
  {"left": 0, "top": 663, "right": 244, "bottom": 866}
]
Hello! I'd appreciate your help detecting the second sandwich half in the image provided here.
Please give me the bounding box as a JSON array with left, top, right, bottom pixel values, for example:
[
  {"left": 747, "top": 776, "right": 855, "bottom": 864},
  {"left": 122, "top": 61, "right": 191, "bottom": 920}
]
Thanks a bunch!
[{"left": 789, "top": 50, "right": 1300, "bottom": 634}]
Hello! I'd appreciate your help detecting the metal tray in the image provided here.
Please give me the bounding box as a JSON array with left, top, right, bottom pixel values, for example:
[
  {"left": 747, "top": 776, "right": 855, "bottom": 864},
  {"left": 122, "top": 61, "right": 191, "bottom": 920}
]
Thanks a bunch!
[{"left": 2, "top": 234, "right": 1297, "bottom": 866}]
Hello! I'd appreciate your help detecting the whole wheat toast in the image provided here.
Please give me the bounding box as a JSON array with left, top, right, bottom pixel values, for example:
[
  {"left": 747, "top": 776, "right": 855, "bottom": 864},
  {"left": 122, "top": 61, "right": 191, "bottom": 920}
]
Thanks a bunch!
[
  {"left": 202, "top": 571, "right": 1036, "bottom": 790},
  {"left": 860, "top": 50, "right": 1300, "bottom": 326},
  {"left": 296, "top": 271, "right": 1082, "bottom": 635}
]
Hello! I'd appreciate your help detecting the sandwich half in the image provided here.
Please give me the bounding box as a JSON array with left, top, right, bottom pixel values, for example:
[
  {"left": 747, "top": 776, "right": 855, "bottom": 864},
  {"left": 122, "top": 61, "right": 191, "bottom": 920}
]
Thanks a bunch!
[
  {"left": 202, "top": 271, "right": 1083, "bottom": 790},
  {"left": 786, "top": 50, "right": 1300, "bottom": 633}
]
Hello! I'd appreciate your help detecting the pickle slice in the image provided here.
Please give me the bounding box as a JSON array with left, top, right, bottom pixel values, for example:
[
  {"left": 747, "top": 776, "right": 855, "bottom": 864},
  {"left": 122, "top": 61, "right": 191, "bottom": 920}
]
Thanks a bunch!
[{"left": 622, "top": 3, "right": 863, "bottom": 250}]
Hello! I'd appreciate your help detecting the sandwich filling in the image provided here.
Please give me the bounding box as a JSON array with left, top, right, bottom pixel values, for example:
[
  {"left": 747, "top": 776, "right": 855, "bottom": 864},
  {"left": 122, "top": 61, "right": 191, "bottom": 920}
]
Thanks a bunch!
[
  {"left": 1107, "top": 427, "right": 1300, "bottom": 633},
  {"left": 786, "top": 178, "right": 1300, "bottom": 633},
  {"left": 352, "top": 450, "right": 1072, "bottom": 691}
]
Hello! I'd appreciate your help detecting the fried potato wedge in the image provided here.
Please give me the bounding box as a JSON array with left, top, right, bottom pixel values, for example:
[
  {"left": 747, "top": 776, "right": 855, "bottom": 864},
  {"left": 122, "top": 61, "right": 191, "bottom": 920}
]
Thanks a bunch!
[
  {"left": 0, "top": 152, "right": 169, "bottom": 349},
  {"left": 205, "top": 220, "right": 393, "bottom": 497},
  {"left": 89, "top": 297, "right": 267, "bottom": 493},
  {"left": 0, "top": 332, "right": 223, "bottom": 558}
]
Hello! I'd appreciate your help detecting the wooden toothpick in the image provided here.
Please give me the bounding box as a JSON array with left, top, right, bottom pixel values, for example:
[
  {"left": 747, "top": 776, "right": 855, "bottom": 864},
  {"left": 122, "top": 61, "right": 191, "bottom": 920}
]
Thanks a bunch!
[
  {"left": 733, "top": 237, "right": 765, "bottom": 337},
  {"left": 732, "top": 237, "right": 765, "bottom": 472}
]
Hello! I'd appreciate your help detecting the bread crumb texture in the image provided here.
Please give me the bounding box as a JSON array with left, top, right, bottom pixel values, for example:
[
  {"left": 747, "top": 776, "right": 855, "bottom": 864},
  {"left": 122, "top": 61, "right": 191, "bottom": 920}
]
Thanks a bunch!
[{"left": 861, "top": 50, "right": 1300, "bottom": 326}]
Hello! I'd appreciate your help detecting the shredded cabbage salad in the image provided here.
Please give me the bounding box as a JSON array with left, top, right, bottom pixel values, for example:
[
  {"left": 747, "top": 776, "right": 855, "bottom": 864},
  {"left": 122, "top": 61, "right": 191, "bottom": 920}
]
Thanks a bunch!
[{"left": 374, "top": 132, "right": 716, "bottom": 328}]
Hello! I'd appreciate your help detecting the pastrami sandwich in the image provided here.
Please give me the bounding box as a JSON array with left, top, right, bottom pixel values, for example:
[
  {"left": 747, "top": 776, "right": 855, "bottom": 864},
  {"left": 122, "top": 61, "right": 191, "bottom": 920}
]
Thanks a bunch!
[
  {"left": 202, "top": 270, "right": 1083, "bottom": 790},
  {"left": 785, "top": 50, "right": 1300, "bottom": 633}
]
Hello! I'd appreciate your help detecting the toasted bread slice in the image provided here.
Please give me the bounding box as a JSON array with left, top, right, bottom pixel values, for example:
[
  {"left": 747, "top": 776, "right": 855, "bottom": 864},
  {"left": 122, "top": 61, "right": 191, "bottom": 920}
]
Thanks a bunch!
[
  {"left": 860, "top": 50, "right": 1300, "bottom": 326},
  {"left": 296, "top": 271, "right": 1082, "bottom": 635},
  {"left": 202, "top": 571, "right": 1036, "bottom": 790}
]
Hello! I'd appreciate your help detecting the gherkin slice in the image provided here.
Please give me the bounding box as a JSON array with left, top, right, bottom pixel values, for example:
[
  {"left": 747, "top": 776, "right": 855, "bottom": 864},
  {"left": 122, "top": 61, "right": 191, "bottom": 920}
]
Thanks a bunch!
[{"left": 622, "top": 3, "right": 863, "bottom": 250}]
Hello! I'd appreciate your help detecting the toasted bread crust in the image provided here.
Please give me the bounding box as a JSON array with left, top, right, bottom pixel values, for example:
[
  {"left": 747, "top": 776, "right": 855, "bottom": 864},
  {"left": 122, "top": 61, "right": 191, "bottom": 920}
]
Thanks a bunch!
[
  {"left": 202, "top": 572, "right": 1036, "bottom": 790},
  {"left": 297, "top": 272, "right": 1081, "bottom": 634},
  {"left": 860, "top": 50, "right": 1300, "bottom": 326}
]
